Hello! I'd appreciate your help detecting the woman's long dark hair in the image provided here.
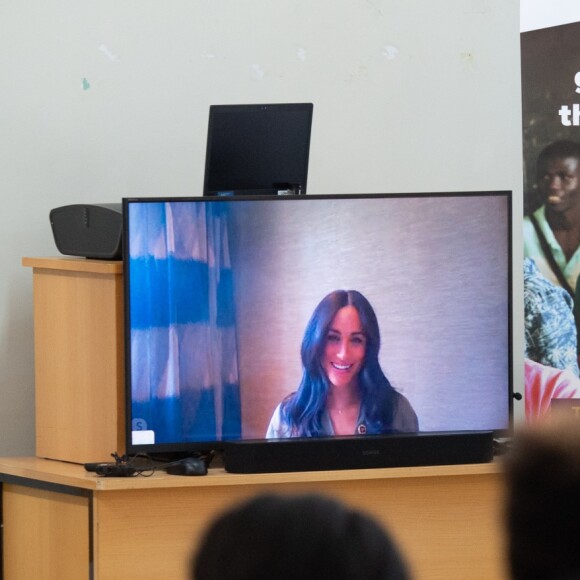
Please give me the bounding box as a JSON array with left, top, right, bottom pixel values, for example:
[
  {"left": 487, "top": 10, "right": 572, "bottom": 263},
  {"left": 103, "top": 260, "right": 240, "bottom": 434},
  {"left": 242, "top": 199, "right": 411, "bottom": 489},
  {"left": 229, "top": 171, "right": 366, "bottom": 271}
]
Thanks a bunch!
[{"left": 281, "top": 290, "right": 399, "bottom": 436}]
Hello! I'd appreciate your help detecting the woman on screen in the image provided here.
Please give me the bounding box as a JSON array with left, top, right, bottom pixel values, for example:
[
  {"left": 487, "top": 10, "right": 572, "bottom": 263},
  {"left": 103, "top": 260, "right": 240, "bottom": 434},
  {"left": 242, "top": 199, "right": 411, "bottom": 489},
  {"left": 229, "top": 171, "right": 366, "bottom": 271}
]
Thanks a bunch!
[{"left": 265, "top": 290, "right": 418, "bottom": 438}]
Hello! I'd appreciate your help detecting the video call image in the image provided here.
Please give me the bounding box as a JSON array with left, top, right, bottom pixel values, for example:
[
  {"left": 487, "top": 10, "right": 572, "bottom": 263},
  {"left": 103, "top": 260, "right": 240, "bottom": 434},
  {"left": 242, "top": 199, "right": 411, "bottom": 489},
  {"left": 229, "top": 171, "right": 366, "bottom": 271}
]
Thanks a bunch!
[{"left": 126, "top": 194, "right": 511, "bottom": 446}]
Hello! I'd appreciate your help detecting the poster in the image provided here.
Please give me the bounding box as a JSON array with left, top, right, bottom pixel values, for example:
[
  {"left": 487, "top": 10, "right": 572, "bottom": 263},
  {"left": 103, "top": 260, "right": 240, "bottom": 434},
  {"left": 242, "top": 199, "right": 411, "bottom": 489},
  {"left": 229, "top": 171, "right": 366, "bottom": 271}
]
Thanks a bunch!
[{"left": 521, "top": 5, "right": 580, "bottom": 419}]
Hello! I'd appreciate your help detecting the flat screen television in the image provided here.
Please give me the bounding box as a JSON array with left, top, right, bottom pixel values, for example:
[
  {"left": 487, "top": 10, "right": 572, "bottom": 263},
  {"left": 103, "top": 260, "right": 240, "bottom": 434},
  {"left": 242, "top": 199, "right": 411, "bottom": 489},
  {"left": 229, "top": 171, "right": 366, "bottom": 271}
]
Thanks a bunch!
[
  {"left": 123, "top": 192, "right": 513, "bottom": 472},
  {"left": 202, "top": 103, "right": 313, "bottom": 197}
]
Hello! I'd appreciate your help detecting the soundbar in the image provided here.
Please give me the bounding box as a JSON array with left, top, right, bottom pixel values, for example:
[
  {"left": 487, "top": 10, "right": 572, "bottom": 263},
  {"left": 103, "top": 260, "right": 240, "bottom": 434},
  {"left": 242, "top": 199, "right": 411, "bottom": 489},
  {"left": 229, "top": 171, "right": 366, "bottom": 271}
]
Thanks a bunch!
[{"left": 223, "top": 431, "right": 494, "bottom": 474}]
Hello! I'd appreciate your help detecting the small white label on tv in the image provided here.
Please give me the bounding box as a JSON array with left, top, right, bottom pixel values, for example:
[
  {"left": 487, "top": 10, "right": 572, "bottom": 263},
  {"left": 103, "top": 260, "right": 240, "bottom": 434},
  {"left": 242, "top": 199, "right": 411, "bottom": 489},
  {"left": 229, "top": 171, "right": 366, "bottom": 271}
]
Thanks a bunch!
[{"left": 132, "top": 430, "right": 155, "bottom": 445}]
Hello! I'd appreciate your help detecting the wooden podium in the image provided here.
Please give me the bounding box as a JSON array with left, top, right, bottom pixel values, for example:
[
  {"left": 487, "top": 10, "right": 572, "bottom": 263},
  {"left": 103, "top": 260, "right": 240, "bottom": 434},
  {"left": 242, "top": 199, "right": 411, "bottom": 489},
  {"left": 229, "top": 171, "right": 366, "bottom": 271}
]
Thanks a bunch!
[{"left": 22, "top": 257, "right": 125, "bottom": 463}]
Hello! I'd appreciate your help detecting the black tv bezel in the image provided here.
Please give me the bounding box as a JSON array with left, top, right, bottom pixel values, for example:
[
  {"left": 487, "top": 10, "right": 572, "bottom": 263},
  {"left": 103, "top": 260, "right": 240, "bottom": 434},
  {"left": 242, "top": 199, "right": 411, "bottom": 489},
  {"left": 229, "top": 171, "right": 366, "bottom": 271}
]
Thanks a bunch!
[
  {"left": 122, "top": 191, "right": 514, "bottom": 463},
  {"left": 202, "top": 102, "right": 314, "bottom": 197}
]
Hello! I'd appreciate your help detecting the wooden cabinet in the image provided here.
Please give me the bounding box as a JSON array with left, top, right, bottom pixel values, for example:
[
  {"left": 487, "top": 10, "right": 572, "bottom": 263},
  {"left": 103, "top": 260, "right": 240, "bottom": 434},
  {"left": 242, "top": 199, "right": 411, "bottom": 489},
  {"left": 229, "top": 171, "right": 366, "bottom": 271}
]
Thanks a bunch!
[
  {"left": 0, "top": 457, "right": 508, "bottom": 580},
  {"left": 23, "top": 257, "right": 125, "bottom": 463}
]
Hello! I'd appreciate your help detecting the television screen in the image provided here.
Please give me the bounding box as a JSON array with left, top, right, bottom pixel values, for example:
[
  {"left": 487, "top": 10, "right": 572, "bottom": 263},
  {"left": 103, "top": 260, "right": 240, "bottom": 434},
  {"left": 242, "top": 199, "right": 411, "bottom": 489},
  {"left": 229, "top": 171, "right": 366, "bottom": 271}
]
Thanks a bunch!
[
  {"left": 203, "top": 103, "right": 313, "bottom": 196},
  {"left": 123, "top": 192, "right": 512, "bottom": 465}
]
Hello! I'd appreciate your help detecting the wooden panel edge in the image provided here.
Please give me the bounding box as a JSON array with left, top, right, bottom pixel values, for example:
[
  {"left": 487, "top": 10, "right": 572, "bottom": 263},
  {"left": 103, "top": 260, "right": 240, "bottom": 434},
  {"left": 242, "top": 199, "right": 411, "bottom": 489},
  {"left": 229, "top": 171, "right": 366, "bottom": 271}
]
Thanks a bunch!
[{"left": 22, "top": 256, "right": 123, "bottom": 274}]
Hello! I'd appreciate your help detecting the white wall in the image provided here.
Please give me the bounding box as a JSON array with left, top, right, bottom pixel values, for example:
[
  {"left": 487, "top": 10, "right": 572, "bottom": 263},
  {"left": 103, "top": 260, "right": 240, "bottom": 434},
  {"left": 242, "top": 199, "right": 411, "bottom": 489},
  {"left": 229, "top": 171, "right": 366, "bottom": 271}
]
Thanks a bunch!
[
  {"left": 521, "top": 0, "right": 580, "bottom": 31},
  {"left": 0, "top": 0, "right": 523, "bottom": 456}
]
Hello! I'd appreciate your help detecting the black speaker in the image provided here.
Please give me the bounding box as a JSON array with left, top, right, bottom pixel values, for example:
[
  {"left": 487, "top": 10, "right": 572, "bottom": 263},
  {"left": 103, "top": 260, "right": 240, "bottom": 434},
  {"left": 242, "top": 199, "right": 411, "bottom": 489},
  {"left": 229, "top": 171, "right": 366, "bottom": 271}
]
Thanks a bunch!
[
  {"left": 223, "top": 431, "right": 494, "bottom": 474},
  {"left": 49, "top": 203, "right": 123, "bottom": 260}
]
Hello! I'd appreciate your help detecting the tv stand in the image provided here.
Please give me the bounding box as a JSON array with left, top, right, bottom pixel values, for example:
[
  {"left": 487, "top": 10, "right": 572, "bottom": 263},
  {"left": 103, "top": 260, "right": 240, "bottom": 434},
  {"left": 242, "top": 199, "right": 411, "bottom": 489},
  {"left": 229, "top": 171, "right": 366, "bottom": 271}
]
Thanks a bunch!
[{"left": 0, "top": 456, "right": 507, "bottom": 579}]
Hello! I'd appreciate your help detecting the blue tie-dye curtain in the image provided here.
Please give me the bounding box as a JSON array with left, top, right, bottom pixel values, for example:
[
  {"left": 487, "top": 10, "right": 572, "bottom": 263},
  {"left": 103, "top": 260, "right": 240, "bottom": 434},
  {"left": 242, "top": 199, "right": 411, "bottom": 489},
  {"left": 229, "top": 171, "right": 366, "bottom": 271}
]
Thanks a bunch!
[{"left": 128, "top": 200, "right": 241, "bottom": 444}]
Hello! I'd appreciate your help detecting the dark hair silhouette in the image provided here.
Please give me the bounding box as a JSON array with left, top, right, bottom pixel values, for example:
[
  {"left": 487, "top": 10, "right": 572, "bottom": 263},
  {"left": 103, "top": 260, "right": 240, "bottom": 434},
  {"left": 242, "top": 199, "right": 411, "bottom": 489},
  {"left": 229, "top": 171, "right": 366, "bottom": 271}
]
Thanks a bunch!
[
  {"left": 280, "top": 289, "right": 400, "bottom": 436},
  {"left": 504, "top": 419, "right": 580, "bottom": 580},
  {"left": 192, "top": 493, "right": 410, "bottom": 580}
]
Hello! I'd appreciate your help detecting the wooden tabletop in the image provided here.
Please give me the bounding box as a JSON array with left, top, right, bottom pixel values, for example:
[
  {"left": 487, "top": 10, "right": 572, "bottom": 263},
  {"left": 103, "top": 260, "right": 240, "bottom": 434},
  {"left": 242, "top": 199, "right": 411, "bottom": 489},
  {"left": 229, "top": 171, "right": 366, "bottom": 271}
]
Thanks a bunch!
[{"left": 0, "top": 456, "right": 502, "bottom": 492}]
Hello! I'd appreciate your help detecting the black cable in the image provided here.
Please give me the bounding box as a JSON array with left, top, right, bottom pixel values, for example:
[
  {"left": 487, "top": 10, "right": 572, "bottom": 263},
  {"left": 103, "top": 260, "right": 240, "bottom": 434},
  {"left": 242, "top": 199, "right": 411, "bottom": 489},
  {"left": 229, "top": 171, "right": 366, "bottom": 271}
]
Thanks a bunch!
[{"left": 92, "top": 450, "right": 215, "bottom": 477}]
